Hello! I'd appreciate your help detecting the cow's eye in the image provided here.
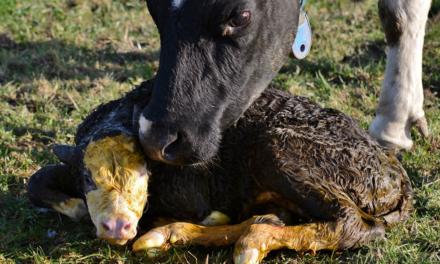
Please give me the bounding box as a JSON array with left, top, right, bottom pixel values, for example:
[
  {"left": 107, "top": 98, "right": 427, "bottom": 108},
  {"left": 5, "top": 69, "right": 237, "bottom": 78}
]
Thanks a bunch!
[
  {"left": 223, "top": 10, "right": 251, "bottom": 37},
  {"left": 230, "top": 10, "right": 251, "bottom": 28}
]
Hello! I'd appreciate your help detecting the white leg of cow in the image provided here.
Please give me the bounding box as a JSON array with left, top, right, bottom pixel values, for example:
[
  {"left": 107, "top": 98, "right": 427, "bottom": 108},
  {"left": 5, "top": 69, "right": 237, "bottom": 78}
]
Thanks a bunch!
[{"left": 370, "top": 0, "right": 431, "bottom": 150}]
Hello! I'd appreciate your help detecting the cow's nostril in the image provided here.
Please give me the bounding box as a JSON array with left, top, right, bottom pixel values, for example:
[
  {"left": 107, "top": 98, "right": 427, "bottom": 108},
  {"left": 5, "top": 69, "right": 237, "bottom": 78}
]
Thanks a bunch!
[
  {"left": 162, "top": 132, "right": 182, "bottom": 161},
  {"left": 139, "top": 116, "right": 190, "bottom": 164},
  {"left": 123, "top": 223, "right": 131, "bottom": 231}
]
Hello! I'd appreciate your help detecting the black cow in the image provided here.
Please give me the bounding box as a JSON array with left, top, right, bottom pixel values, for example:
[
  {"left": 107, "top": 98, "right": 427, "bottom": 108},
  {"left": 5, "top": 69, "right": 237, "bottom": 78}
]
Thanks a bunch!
[{"left": 138, "top": 0, "right": 431, "bottom": 166}]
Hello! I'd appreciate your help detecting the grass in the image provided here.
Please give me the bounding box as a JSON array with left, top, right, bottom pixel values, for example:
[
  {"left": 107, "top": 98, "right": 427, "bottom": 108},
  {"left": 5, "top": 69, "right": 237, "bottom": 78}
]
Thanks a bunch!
[{"left": 0, "top": 0, "right": 439, "bottom": 263}]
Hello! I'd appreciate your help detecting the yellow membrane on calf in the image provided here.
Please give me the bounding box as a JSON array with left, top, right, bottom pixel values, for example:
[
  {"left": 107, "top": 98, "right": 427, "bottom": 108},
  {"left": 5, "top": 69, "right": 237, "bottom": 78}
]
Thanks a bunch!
[
  {"left": 83, "top": 135, "right": 149, "bottom": 244},
  {"left": 132, "top": 231, "right": 166, "bottom": 252}
]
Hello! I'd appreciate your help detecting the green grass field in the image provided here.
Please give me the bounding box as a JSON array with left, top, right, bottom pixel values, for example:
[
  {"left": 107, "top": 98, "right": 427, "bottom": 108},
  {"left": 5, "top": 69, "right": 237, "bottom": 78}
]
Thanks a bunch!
[{"left": 0, "top": 0, "right": 439, "bottom": 263}]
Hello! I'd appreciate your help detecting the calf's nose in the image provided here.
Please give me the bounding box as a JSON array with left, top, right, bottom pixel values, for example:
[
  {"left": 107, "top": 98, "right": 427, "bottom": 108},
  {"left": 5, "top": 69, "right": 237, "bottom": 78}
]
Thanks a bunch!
[{"left": 101, "top": 218, "right": 133, "bottom": 241}]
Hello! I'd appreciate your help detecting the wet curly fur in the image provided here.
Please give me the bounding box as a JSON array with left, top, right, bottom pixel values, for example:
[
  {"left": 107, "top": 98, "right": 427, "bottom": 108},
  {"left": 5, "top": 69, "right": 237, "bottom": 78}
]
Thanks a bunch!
[{"left": 28, "top": 80, "right": 413, "bottom": 254}]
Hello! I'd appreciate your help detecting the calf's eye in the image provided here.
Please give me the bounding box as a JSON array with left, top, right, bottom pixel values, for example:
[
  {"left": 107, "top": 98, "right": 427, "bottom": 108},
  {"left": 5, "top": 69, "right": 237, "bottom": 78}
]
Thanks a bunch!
[
  {"left": 82, "top": 170, "right": 96, "bottom": 191},
  {"left": 85, "top": 177, "right": 93, "bottom": 185}
]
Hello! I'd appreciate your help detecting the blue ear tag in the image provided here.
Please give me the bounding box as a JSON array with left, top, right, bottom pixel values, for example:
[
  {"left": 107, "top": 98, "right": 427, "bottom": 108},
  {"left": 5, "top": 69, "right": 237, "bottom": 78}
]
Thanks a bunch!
[{"left": 292, "top": 7, "right": 312, "bottom": 59}]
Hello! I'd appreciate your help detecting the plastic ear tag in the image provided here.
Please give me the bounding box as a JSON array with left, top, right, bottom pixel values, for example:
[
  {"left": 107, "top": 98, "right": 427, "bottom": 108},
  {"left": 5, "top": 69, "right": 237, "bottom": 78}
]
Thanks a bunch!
[{"left": 292, "top": 11, "right": 312, "bottom": 60}]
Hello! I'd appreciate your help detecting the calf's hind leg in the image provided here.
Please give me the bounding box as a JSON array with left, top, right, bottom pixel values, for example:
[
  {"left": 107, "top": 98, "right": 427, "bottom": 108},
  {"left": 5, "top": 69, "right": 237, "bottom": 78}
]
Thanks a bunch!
[
  {"left": 28, "top": 164, "right": 87, "bottom": 221},
  {"left": 370, "top": 0, "right": 432, "bottom": 149},
  {"left": 234, "top": 208, "right": 385, "bottom": 264}
]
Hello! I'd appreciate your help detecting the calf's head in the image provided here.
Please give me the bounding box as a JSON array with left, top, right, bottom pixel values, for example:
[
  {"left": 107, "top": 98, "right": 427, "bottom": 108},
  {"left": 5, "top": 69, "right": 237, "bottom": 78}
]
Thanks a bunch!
[
  {"left": 55, "top": 135, "right": 149, "bottom": 245},
  {"left": 139, "top": 0, "right": 300, "bottom": 165}
]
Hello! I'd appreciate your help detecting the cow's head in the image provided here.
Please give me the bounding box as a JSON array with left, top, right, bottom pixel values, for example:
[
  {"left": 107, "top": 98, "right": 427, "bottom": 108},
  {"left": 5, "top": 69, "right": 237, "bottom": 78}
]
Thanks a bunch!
[
  {"left": 54, "top": 135, "right": 149, "bottom": 245},
  {"left": 139, "top": 0, "right": 300, "bottom": 165}
]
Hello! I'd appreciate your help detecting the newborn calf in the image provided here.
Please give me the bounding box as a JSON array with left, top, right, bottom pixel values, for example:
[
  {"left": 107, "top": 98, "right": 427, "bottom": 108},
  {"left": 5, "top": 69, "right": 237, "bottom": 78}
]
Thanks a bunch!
[
  {"left": 28, "top": 81, "right": 413, "bottom": 263},
  {"left": 28, "top": 81, "right": 153, "bottom": 245}
]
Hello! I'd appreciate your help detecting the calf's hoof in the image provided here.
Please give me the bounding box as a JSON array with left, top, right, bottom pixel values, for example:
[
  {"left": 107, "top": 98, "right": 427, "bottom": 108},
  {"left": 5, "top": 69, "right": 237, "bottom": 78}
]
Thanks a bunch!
[
  {"left": 234, "top": 248, "right": 261, "bottom": 264},
  {"left": 233, "top": 224, "right": 277, "bottom": 264},
  {"left": 200, "top": 211, "right": 231, "bottom": 226},
  {"left": 132, "top": 223, "right": 195, "bottom": 256}
]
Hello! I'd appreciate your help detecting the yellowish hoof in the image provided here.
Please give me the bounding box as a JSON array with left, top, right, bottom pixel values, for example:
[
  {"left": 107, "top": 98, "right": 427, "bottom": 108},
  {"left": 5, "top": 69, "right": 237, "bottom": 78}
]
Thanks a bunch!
[
  {"left": 132, "top": 231, "right": 165, "bottom": 252},
  {"left": 234, "top": 248, "right": 260, "bottom": 264}
]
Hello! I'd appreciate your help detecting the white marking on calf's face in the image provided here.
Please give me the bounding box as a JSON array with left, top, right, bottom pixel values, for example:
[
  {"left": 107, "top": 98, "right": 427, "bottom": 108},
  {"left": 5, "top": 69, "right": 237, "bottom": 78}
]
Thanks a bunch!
[{"left": 83, "top": 135, "right": 150, "bottom": 245}]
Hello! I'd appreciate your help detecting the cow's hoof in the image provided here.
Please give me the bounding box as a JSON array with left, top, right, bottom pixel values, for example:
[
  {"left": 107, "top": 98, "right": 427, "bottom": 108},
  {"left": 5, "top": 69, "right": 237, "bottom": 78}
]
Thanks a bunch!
[
  {"left": 369, "top": 115, "right": 431, "bottom": 150},
  {"left": 413, "top": 116, "right": 430, "bottom": 139}
]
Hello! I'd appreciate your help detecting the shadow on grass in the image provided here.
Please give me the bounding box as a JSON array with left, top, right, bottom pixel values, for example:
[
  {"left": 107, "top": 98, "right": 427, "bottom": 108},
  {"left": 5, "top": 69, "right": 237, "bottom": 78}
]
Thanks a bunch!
[
  {"left": 278, "top": 36, "right": 439, "bottom": 96},
  {"left": 0, "top": 168, "right": 228, "bottom": 262},
  {"left": 278, "top": 40, "right": 387, "bottom": 87},
  {"left": 0, "top": 187, "right": 230, "bottom": 263},
  {"left": 0, "top": 186, "right": 141, "bottom": 262},
  {"left": 0, "top": 198, "right": 94, "bottom": 261},
  {"left": 341, "top": 40, "right": 386, "bottom": 68},
  {"left": 0, "top": 34, "right": 159, "bottom": 85}
]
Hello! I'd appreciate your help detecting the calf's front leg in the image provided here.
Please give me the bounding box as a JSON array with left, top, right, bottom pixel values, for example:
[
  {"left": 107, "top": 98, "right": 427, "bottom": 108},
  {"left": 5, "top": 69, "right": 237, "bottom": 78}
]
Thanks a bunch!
[
  {"left": 370, "top": 0, "right": 432, "bottom": 149},
  {"left": 132, "top": 215, "right": 283, "bottom": 257}
]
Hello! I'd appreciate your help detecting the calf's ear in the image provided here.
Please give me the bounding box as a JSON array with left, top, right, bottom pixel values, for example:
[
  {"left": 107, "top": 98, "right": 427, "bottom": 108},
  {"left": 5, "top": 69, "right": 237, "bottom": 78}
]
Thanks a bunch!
[{"left": 52, "top": 145, "right": 81, "bottom": 167}]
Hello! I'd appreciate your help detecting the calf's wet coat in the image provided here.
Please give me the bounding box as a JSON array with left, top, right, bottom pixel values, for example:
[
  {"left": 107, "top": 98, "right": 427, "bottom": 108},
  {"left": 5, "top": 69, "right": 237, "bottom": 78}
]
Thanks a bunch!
[{"left": 28, "top": 81, "right": 413, "bottom": 262}]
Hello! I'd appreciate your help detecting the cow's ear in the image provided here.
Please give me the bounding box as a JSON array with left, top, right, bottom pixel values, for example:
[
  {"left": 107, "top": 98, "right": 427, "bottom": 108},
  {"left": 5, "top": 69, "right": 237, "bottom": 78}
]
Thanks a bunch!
[{"left": 52, "top": 145, "right": 81, "bottom": 167}]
